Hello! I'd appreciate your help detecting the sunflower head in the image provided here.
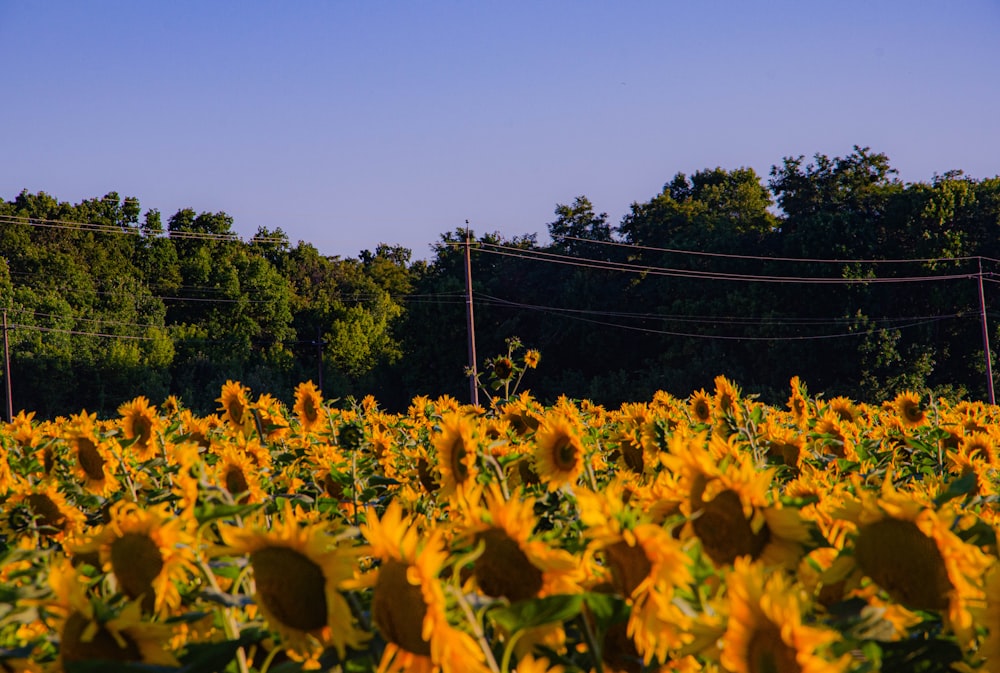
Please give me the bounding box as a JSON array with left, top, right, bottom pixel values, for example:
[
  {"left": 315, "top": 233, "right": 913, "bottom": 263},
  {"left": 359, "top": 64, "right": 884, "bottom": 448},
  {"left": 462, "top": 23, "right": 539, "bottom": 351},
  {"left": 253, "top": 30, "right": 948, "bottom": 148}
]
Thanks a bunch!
[
  {"left": 533, "top": 412, "right": 586, "bottom": 492},
  {"left": 293, "top": 381, "right": 325, "bottom": 433},
  {"left": 117, "top": 396, "right": 160, "bottom": 461},
  {"left": 786, "top": 376, "right": 809, "bottom": 425},
  {"left": 689, "top": 389, "right": 713, "bottom": 424},
  {"left": 219, "top": 501, "right": 367, "bottom": 660},
  {"left": 721, "top": 558, "right": 847, "bottom": 673},
  {"left": 45, "top": 559, "right": 180, "bottom": 669},
  {"left": 432, "top": 412, "right": 479, "bottom": 496},
  {"left": 217, "top": 380, "right": 252, "bottom": 431},
  {"left": 890, "top": 391, "right": 927, "bottom": 428},
  {"left": 72, "top": 501, "right": 197, "bottom": 616}
]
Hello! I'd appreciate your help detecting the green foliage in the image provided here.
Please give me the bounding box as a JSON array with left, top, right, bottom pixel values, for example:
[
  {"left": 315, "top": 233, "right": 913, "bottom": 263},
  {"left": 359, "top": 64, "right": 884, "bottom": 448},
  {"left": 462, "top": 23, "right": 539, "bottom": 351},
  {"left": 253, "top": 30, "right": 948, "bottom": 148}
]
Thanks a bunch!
[{"left": 3, "top": 146, "right": 1000, "bottom": 414}]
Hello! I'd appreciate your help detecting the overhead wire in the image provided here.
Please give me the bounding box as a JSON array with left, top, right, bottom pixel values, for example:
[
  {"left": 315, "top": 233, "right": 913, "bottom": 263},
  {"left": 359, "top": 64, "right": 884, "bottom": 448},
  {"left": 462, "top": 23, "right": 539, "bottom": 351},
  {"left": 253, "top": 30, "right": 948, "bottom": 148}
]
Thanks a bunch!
[
  {"left": 0, "top": 214, "right": 288, "bottom": 244},
  {"left": 474, "top": 292, "right": 976, "bottom": 328},
  {"left": 473, "top": 242, "right": 979, "bottom": 284},
  {"left": 550, "top": 233, "right": 995, "bottom": 265}
]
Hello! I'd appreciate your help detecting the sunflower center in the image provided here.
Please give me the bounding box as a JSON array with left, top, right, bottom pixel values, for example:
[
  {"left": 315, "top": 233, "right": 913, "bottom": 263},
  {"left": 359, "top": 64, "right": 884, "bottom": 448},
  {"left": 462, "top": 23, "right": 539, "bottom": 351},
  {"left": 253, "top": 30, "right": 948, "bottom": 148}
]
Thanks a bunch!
[
  {"left": 620, "top": 440, "right": 644, "bottom": 474},
  {"left": 61, "top": 611, "right": 142, "bottom": 664},
  {"left": 250, "top": 546, "right": 329, "bottom": 632},
  {"left": 768, "top": 442, "right": 800, "bottom": 468},
  {"left": 517, "top": 459, "right": 540, "bottom": 485},
  {"left": 228, "top": 400, "right": 245, "bottom": 426},
  {"left": 26, "top": 494, "right": 66, "bottom": 534},
  {"left": 302, "top": 398, "right": 319, "bottom": 423},
  {"left": 693, "top": 401, "right": 712, "bottom": 423},
  {"left": 322, "top": 472, "right": 345, "bottom": 499},
  {"left": 225, "top": 466, "right": 250, "bottom": 496},
  {"left": 551, "top": 436, "right": 580, "bottom": 472},
  {"left": 416, "top": 458, "right": 439, "bottom": 494},
  {"left": 746, "top": 622, "right": 801, "bottom": 673},
  {"left": 604, "top": 540, "right": 652, "bottom": 597},
  {"left": 854, "top": 518, "right": 952, "bottom": 611},
  {"left": 474, "top": 528, "right": 543, "bottom": 602},
  {"left": 692, "top": 490, "right": 769, "bottom": 566},
  {"left": 75, "top": 438, "right": 106, "bottom": 481},
  {"left": 450, "top": 437, "right": 470, "bottom": 483},
  {"left": 132, "top": 416, "right": 153, "bottom": 449},
  {"left": 110, "top": 533, "right": 164, "bottom": 611},
  {"left": 373, "top": 559, "right": 431, "bottom": 656}
]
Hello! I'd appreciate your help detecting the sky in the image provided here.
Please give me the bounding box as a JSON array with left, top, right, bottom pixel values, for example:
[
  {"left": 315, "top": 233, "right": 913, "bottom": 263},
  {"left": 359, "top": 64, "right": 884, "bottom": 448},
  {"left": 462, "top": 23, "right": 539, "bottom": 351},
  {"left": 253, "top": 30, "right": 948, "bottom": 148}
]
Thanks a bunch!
[{"left": 2, "top": 2, "right": 999, "bottom": 260}]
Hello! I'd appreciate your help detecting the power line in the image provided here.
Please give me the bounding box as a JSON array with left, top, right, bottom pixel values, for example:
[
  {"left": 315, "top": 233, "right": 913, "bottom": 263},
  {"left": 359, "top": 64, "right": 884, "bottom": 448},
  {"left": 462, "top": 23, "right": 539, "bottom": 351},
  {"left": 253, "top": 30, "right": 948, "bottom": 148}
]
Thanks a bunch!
[
  {"left": 474, "top": 242, "right": 980, "bottom": 285},
  {"left": 8, "top": 323, "right": 156, "bottom": 340},
  {"left": 474, "top": 292, "right": 974, "bottom": 328},
  {"left": 472, "top": 296, "right": 969, "bottom": 341},
  {"left": 551, "top": 233, "right": 992, "bottom": 266},
  {"left": 0, "top": 214, "right": 288, "bottom": 244}
]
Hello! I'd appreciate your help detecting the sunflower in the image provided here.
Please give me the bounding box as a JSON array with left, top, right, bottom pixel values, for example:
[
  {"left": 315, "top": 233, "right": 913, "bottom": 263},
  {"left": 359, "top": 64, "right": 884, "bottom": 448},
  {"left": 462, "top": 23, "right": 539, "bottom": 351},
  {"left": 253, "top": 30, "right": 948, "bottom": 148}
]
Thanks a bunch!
[
  {"left": 975, "top": 563, "right": 1000, "bottom": 665},
  {"left": 532, "top": 412, "right": 586, "bottom": 492},
  {"left": 254, "top": 392, "right": 290, "bottom": 441},
  {"left": 217, "top": 380, "right": 252, "bottom": 432},
  {"left": 786, "top": 376, "right": 809, "bottom": 427},
  {"left": 523, "top": 349, "right": 541, "bottom": 369},
  {"left": 610, "top": 403, "right": 658, "bottom": 477},
  {"left": 689, "top": 389, "right": 713, "bottom": 425},
  {"left": 459, "top": 484, "right": 581, "bottom": 603},
  {"left": 957, "top": 430, "right": 999, "bottom": 466},
  {"left": 0, "top": 446, "right": 13, "bottom": 496},
  {"left": 826, "top": 396, "right": 859, "bottom": 423},
  {"left": 890, "top": 390, "right": 927, "bottom": 429},
  {"left": 2, "top": 478, "right": 87, "bottom": 546},
  {"left": 43, "top": 558, "right": 179, "bottom": 670},
  {"left": 836, "top": 475, "right": 991, "bottom": 645},
  {"left": 117, "top": 396, "right": 161, "bottom": 462},
  {"left": 432, "top": 412, "right": 479, "bottom": 496},
  {"left": 178, "top": 409, "right": 215, "bottom": 449},
  {"left": 293, "top": 381, "right": 326, "bottom": 433},
  {"left": 499, "top": 392, "right": 544, "bottom": 436},
  {"left": 360, "top": 501, "right": 490, "bottom": 673},
  {"left": 70, "top": 501, "right": 197, "bottom": 616},
  {"left": 62, "top": 411, "right": 120, "bottom": 497},
  {"left": 577, "top": 480, "right": 695, "bottom": 664},
  {"left": 5, "top": 409, "right": 40, "bottom": 451},
  {"left": 211, "top": 444, "right": 266, "bottom": 504},
  {"left": 760, "top": 418, "right": 804, "bottom": 470},
  {"left": 810, "top": 411, "right": 858, "bottom": 461},
  {"left": 217, "top": 500, "right": 367, "bottom": 663},
  {"left": 663, "top": 432, "right": 809, "bottom": 569},
  {"left": 713, "top": 375, "right": 743, "bottom": 426},
  {"left": 720, "top": 558, "right": 850, "bottom": 673}
]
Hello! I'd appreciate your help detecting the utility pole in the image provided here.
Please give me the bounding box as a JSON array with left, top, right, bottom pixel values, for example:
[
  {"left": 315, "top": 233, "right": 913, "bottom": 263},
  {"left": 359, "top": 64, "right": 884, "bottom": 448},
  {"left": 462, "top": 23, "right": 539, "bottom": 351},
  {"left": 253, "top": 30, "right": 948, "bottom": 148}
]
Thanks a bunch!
[
  {"left": 978, "top": 257, "right": 995, "bottom": 404},
  {"left": 3, "top": 309, "right": 11, "bottom": 422},
  {"left": 464, "top": 224, "right": 479, "bottom": 407},
  {"left": 315, "top": 327, "right": 325, "bottom": 394}
]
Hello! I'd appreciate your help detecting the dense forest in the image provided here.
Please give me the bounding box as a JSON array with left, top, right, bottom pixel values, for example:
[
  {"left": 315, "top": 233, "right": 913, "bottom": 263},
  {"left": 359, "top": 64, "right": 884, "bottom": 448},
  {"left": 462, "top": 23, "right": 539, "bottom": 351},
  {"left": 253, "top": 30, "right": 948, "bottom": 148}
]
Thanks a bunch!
[{"left": 3, "top": 146, "right": 1000, "bottom": 417}]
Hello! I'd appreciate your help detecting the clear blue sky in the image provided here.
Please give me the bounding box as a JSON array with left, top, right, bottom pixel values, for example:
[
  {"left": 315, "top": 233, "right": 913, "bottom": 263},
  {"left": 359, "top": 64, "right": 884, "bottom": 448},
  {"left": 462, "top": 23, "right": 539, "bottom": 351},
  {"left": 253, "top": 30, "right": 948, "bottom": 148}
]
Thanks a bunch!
[{"left": 3, "top": 2, "right": 998, "bottom": 260}]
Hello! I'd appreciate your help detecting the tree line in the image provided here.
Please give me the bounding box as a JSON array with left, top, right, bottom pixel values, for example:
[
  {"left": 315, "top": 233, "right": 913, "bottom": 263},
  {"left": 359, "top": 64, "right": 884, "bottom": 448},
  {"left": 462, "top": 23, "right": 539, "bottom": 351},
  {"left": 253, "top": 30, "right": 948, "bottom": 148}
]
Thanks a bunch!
[{"left": 3, "top": 146, "right": 1000, "bottom": 417}]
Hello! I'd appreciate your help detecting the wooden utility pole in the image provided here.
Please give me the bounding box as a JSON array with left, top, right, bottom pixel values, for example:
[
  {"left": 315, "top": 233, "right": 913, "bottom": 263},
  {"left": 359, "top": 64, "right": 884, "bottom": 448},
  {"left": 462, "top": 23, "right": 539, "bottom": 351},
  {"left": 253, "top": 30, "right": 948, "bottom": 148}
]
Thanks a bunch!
[
  {"left": 464, "top": 224, "right": 479, "bottom": 407},
  {"left": 315, "top": 327, "right": 325, "bottom": 394},
  {"left": 3, "top": 309, "right": 11, "bottom": 422},
  {"left": 978, "top": 258, "right": 995, "bottom": 404}
]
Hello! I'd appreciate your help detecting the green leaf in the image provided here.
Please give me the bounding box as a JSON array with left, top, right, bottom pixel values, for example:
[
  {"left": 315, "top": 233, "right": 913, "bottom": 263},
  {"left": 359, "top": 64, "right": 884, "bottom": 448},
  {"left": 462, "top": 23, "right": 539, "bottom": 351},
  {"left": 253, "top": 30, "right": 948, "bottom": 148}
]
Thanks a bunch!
[
  {"left": 178, "top": 629, "right": 267, "bottom": 673},
  {"left": 193, "top": 502, "right": 262, "bottom": 525},
  {"left": 933, "top": 471, "right": 977, "bottom": 507},
  {"left": 490, "top": 594, "right": 583, "bottom": 634},
  {"left": 582, "top": 592, "right": 630, "bottom": 632}
]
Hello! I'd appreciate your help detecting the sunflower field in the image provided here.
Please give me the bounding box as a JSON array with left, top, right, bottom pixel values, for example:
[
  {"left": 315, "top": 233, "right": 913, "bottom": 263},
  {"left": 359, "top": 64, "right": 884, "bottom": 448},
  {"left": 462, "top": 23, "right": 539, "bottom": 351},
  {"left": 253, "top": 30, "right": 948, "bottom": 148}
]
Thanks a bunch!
[{"left": 4, "top": 366, "right": 1000, "bottom": 673}]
